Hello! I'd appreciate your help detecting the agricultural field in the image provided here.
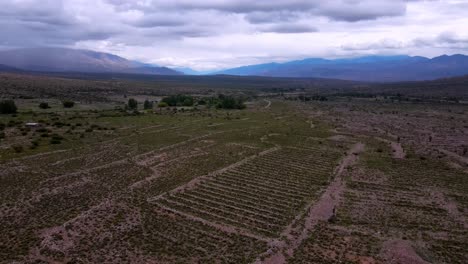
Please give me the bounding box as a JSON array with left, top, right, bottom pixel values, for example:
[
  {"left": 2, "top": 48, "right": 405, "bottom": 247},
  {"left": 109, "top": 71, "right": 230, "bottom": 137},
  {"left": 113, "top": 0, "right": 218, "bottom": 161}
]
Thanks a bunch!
[{"left": 1, "top": 89, "right": 467, "bottom": 263}]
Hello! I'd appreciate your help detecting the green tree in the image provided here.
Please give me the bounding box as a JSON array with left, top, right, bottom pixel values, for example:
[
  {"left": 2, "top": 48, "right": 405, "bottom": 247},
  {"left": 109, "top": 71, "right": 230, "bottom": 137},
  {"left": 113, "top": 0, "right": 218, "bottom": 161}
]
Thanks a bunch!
[
  {"left": 0, "top": 100, "right": 17, "bottom": 114},
  {"left": 162, "top": 95, "right": 194, "bottom": 107},
  {"left": 62, "top": 101, "right": 75, "bottom": 108},
  {"left": 157, "top": 101, "right": 168, "bottom": 108},
  {"left": 143, "top": 100, "right": 153, "bottom": 110},
  {"left": 183, "top": 97, "right": 194, "bottom": 106},
  {"left": 39, "top": 102, "right": 50, "bottom": 109},
  {"left": 128, "top": 98, "right": 138, "bottom": 110}
]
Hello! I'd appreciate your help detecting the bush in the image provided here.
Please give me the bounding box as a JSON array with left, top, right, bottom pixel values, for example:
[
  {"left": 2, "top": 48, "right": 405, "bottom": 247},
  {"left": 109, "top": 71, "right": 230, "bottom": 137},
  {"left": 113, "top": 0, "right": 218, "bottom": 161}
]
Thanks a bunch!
[
  {"left": 50, "top": 138, "right": 62, "bottom": 144},
  {"left": 143, "top": 100, "right": 153, "bottom": 110},
  {"left": 211, "top": 94, "right": 246, "bottom": 109},
  {"left": 128, "top": 98, "right": 138, "bottom": 110},
  {"left": 162, "top": 95, "right": 194, "bottom": 107},
  {"left": 50, "top": 134, "right": 63, "bottom": 144},
  {"left": 0, "top": 100, "right": 17, "bottom": 114},
  {"left": 39, "top": 102, "right": 50, "bottom": 109},
  {"left": 62, "top": 101, "right": 75, "bottom": 108},
  {"left": 30, "top": 140, "right": 39, "bottom": 149},
  {"left": 158, "top": 102, "right": 169, "bottom": 108},
  {"left": 12, "top": 145, "right": 23, "bottom": 153}
]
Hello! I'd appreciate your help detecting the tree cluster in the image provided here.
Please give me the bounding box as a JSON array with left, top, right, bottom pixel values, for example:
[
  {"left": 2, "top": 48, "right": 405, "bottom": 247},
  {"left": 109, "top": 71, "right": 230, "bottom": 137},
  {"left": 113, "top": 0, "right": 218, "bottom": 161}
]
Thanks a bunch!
[
  {"left": 62, "top": 100, "right": 75, "bottom": 108},
  {"left": 205, "top": 94, "right": 246, "bottom": 109},
  {"left": 0, "top": 100, "right": 17, "bottom": 114},
  {"left": 161, "top": 95, "right": 194, "bottom": 107}
]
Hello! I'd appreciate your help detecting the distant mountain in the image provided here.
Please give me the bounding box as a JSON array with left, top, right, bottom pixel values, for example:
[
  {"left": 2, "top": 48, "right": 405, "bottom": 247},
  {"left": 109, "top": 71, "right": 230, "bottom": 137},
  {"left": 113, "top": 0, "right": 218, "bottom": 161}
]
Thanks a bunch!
[
  {"left": 0, "top": 64, "right": 22, "bottom": 72},
  {"left": 0, "top": 48, "right": 182, "bottom": 75},
  {"left": 214, "top": 55, "right": 468, "bottom": 82}
]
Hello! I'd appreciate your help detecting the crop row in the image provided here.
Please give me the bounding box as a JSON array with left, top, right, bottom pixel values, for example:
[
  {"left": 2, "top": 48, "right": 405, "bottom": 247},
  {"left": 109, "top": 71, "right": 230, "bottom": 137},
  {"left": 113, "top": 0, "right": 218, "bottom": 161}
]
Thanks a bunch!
[{"left": 156, "top": 146, "right": 341, "bottom": 237}]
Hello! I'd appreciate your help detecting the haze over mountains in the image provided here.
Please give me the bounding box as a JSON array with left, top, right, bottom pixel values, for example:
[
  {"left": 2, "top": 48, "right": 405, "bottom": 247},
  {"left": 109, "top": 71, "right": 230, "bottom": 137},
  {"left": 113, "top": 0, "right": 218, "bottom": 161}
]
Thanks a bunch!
[
  {"left": 1, "top": 48, "right": 468, "bottom": 82},
  {"left": 0, "top": 48, "right": 181, "bottom": 76}
]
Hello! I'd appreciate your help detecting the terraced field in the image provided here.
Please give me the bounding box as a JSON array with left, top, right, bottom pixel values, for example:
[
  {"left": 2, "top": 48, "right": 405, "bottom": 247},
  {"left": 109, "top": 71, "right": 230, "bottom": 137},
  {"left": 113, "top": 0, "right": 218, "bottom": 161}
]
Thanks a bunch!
[
  {"left": 1, "top": 98, "right": 467, "bottom": 263},
  {"left": 288, "top": 103, "right": 468, "bottom": 264},
  {"left": 151, "top": 146, "right": 341, "bottom": 238}
]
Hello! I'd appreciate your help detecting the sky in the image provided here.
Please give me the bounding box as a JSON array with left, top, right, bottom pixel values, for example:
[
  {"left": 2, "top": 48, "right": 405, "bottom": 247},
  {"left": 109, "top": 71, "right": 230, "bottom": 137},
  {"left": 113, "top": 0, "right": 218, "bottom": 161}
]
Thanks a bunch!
[{"left": 1, "top": 0, "right": 468, "bottom": 71}]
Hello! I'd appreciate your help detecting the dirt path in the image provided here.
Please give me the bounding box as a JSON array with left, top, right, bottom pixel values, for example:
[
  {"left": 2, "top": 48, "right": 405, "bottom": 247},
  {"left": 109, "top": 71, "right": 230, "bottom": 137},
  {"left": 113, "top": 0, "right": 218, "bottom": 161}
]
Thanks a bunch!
[
  {"left": 258, "top": 142, "right": 365, "bottom": 264},
  {"left": 264, "top": 99, "right": 272, "bottom": 109},
  {"left": 437, "top": 148, "right": 468, "bottom": 165},
  {"left": 380, "top": 239, "right": 430, "bottom": 264},
  {"left": 391, "top": 142, "right": 405, "bottom": 159},
  {"left": 430, "top": 190, "right": 467, "bottom": 229}
]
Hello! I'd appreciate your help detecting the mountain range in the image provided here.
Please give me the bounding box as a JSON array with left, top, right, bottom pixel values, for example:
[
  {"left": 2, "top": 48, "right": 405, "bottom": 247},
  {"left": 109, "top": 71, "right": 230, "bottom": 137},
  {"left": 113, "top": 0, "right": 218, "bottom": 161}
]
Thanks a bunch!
[
  {"left": 1, "top": 48, "right": 468, "bottom": 81},
  {"left": 0, "top": 48, "right": 181, "bottom": 76},
  {"left": 213, "top": 55, "right": 468, "bottom": 82}
]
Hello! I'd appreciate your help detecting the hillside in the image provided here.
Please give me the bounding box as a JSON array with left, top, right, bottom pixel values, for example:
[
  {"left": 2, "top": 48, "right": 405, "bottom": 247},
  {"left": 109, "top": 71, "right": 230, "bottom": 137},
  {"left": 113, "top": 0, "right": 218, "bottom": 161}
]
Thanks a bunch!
[{"left": 0, "top": 48, "right": 181, "bottom": 76}]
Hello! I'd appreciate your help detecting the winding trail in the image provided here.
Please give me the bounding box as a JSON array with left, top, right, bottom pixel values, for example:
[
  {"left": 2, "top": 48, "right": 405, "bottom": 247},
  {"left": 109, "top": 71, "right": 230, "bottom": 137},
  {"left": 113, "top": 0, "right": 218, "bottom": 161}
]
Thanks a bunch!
[
  {"left": 258, "top": 142, "right": 365, "bottom": 264},
  {"left": 264, "top": 99, "right": 272, "bottom": 109}
]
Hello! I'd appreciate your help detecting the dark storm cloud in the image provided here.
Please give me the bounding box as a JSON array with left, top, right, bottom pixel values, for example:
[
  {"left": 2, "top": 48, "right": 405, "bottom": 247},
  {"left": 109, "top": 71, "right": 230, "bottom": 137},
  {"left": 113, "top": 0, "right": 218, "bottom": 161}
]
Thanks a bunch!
[
  {"left": 107, "top": 0, "right": 410, "bottom": 22},
  {"left": 129, "top": 15, "right": 186, "bottom": 28},
  {"left": 0, "top": 0, "right": 417, "bottom": 49},
  {"left": 260, "top": 24, "right": 318, "bottom": 34},
  {"left": 318, "top": 1, "right": 406, "bottom": 22},
  {"left": 244, "top": 11, "right": 300, "bottom": 24}
]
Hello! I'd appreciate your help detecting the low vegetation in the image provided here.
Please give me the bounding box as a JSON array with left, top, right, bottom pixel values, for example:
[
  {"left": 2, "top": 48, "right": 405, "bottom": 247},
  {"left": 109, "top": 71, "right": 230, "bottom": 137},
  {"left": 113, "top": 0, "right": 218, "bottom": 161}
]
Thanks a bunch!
[
  {"left": 0, "top": 100, "right": 17, "bottom": 114},
  {"left": 0, "top": 73, "right": 466, "bottom": 263}
]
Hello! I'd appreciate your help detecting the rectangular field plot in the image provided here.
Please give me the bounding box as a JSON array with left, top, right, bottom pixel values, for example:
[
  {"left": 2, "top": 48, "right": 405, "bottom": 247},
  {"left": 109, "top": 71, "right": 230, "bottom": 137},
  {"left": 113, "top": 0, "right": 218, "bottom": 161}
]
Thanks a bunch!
[
  {"left": 151, "top": 146, "right": 341, "bottom": 238},
  {"left": 135, "top": 208, "right": 269, "bottom": 263}
]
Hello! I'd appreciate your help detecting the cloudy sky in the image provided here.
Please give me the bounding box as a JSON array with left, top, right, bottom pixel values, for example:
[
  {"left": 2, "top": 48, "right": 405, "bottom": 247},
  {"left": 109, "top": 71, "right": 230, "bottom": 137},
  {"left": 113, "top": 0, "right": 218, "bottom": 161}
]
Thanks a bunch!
[{"left": 1, "top": 0, "right": 467, "bottom": 70}]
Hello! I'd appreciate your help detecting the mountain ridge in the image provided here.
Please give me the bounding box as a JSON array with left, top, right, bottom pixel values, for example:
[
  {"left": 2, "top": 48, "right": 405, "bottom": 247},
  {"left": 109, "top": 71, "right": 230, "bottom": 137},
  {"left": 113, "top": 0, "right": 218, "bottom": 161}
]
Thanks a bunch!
[
  {"left": 0, "top": 47, "right": 182, "bottom": 76},
  {"left": 213, "top": 55, "right": 468, "bottom": 81}
]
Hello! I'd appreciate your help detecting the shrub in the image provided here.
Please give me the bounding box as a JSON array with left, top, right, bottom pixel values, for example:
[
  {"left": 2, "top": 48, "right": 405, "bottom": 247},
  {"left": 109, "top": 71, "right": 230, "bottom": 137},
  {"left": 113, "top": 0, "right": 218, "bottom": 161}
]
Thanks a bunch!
[
  {"left": 143, "top": 100, "right": 153, "bottom": 110},
  {"left": 213, "top": 94, "right": 246, "bottom": 109},
  {"left": 62, "top": 101, "right": 75, "bottom": 108},
  {"left": 30, "top": 140, "right": 39, "bottom": 149},
  {"left": 50, "top": 134, "right": 63, "bottom": 144},
  {"left": 12, "top": 145, "right": 23, "bottom": 153},
  {"left": 50, "top": 138, "right": 62, "bottom": 144},
  {"left": 39, "top": 102, "right": 50, "bottom": 109},
  {"left": 128, "top": 98, "right": 138, "bottom": 110},
  {"left": 158, "top": 102, "right": 168, "bottom": 108},
  {"left": 37, "top": 128, "right": 49, "bottom": 133},
  {"left": 0, "top": 100, "right": 17, "bottom": 114},
  {"left": 162, "top": 95, "right": 194, "bottom": 107}
]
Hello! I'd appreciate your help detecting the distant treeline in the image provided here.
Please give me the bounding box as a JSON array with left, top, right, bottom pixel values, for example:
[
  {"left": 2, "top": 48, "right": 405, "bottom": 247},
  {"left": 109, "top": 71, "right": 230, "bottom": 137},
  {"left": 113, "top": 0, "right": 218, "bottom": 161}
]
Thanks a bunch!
[{"left": 159, "top": 94, "right": 245, "bottom": 109}]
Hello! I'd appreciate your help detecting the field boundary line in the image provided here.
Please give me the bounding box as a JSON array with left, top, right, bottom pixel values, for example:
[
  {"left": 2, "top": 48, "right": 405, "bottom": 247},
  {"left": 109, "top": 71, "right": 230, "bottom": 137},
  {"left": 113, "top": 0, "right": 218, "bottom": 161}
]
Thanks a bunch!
[
  {"left": 148, "top": 146, "right": 280, "bottom": 202},
  {"left": 154, "top": 202, "right": 272, "bottom": 242},
  {"left": 258, "top": 142, "right": 365, "bottom": 264}
]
